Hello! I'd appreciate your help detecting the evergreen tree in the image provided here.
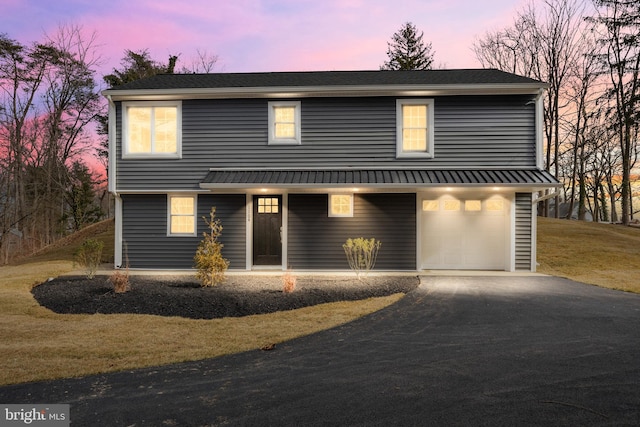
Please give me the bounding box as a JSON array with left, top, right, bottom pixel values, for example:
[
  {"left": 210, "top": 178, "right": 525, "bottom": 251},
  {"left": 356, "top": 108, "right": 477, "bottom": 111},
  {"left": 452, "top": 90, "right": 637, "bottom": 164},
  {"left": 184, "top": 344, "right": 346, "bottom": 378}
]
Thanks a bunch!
[
  {"left": 62, "top": 161, "right": 103, "bottom": 232},
  {"left": 381, "top": 22, "right": 434, "bottom": 70},
  {"left": 194, "top": 207, "right": 229, "bottom": 287},
  {"left": 103, "top": 49, "right": 177, "bottom": 88}
]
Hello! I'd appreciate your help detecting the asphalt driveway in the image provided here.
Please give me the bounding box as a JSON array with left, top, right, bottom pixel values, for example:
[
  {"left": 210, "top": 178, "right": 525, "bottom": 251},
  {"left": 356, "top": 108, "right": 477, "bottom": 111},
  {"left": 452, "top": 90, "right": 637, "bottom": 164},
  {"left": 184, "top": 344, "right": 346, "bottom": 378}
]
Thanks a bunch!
[{"left": 2, "top": 276, "right": 640, "bottom": 426}]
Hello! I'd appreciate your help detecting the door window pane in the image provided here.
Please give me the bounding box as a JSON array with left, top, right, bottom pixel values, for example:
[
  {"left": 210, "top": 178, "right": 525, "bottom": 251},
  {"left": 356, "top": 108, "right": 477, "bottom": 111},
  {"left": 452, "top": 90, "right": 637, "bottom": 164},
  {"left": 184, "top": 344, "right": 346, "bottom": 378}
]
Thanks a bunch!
[{"left": 258, "top": 197, "right": 279, "bottom": 214}]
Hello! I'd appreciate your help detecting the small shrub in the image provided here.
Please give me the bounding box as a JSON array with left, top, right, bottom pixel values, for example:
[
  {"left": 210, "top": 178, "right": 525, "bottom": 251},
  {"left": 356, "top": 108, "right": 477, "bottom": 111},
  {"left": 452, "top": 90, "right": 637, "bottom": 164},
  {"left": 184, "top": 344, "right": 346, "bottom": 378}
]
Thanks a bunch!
[
  {"left": 343, "top": 237, "right": 382, "bottom": 279},
  {"left": 110, "top": 241, "right": 130, "bottom": 293},
  {"left": 75, "top": 238, "right": 104, "bottom": 279},
  {"left": 109, "top": 270, "right": 130, "bottom": 293},
  {"left": 194, "top": 207, "right": 230, "bottom": 287},
  {"left": 282, "top": 271, "right": 296, "bottom": 293}
]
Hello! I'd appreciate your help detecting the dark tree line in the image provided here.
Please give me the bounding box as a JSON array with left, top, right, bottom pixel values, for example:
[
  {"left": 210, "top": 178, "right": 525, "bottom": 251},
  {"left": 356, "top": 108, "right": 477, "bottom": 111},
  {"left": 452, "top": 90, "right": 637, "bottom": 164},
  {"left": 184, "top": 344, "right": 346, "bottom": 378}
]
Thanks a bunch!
[
  {"left": 0, "top": 25, "right": 104, "bottom": 262},
  {"left": 0, "top": 25, "right": 221, "bottom": 262}
]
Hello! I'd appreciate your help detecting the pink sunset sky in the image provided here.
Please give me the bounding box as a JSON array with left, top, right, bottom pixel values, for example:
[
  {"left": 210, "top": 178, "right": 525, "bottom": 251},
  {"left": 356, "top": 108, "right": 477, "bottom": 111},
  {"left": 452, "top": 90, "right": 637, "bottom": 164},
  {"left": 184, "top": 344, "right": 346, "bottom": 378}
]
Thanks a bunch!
[
  {"left": 2, "top": 0, "right": 530, "bottom": 178},
  {"left": 4, "top": 0, "right": 530, "bottom": 77}
]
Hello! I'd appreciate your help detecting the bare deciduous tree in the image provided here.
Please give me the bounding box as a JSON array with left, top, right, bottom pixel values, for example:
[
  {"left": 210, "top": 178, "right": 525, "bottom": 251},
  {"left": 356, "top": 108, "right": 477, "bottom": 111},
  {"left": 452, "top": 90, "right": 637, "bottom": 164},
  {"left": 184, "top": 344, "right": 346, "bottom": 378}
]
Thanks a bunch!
[
  {"left": 588, "top": 0, "right": 640, "bottom": 225},
  {"left": 0, "top": 25, "right": 104, "bottom": 261},
  {"left": 180, "top": 49, "right": 221, "bottom": 73},
  {"left": 473, "top": 0, "right": 609, "bottom": 221}
]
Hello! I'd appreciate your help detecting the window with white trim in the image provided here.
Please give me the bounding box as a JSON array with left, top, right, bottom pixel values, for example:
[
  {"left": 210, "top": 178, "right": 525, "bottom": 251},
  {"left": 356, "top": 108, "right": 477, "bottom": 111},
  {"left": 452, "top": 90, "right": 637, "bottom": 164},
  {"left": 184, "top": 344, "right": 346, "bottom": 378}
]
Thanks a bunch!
[
  {"left": 396, "top": 99, "right": 434, "bottom": 158},
  {"left": 268, "top": 101, "right": 301, "bottom": 144},
  {"left": 329, "top": 194, "right": 353, "bottom": 217},
  {"left": 168, "top": 195, "right": 196, "bottom": 236},
  {"left": 123, "top": 101, "right": 181, "bottom": 158}
]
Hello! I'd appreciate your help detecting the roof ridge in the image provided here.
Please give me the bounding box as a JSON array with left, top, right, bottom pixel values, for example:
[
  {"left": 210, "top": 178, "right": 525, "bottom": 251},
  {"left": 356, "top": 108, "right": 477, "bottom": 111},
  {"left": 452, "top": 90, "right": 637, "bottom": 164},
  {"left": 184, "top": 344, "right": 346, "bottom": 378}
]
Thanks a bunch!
[{"left": 105, "top": 68, "right": 546, "bottom": 93}]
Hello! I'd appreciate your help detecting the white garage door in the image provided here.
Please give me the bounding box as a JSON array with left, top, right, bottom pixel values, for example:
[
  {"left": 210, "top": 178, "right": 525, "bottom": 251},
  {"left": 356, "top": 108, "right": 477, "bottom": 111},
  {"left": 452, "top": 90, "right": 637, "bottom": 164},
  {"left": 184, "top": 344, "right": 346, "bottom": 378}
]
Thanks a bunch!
[{"left": 420, "top": 195, "right": 508, "bottom": 270}]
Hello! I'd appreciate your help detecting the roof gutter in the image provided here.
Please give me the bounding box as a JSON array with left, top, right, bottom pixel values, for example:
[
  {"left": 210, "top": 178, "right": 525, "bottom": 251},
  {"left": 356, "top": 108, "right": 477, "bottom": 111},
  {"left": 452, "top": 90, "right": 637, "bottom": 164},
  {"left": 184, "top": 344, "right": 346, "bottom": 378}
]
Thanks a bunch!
[
  {"left": 199, "top": 182, "right": 560, "bottom": 192},
  {"left": 102, "top": 83, "right": 548, "bottom": 101}
]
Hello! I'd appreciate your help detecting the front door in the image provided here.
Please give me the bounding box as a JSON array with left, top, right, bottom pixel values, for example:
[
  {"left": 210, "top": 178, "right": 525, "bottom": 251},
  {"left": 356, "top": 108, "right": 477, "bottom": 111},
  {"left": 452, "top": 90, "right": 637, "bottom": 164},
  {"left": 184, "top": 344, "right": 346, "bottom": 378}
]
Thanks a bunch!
[{"left": 253, "top": 195, "right": 282, "bottom": 266}]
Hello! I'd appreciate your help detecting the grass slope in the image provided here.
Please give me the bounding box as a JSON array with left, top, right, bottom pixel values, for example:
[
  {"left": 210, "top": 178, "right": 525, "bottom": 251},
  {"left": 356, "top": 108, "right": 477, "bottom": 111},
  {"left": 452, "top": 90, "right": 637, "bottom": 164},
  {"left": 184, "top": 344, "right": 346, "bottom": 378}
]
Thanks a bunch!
[{"left": 537, "top": 217, "right": 640, "bottom": 293}]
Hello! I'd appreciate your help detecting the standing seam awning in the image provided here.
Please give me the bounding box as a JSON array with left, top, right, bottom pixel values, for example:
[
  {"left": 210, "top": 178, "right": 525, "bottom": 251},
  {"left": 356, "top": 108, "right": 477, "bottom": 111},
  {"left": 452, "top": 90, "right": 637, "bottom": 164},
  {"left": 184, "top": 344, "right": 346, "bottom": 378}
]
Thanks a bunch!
[{"left": 200, "top": 169, "right": 561, "bottom": 188}]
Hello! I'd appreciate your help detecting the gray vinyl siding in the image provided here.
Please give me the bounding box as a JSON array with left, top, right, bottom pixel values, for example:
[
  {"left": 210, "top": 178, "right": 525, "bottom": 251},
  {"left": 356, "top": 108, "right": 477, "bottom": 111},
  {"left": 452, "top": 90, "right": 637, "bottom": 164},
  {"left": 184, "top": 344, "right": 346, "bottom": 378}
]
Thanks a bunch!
[
  {"left": 121, "top": 194, "right": 246, "bottom": 269},
  {"left": 115, "top": 95, "right": 537, "bottom": 191},
  {"left": 287, "top": 193, "right": 416, "bottom": 270},
  {"left": 515, "top": 193, "right": 533, "bottom": 271}
]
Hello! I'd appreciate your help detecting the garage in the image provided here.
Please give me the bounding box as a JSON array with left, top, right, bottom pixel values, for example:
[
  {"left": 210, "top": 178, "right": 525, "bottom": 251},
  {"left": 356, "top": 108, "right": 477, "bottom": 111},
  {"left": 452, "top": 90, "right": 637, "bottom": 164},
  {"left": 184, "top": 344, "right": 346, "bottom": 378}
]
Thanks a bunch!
[{"left": 420, "top": 193, "right": 509, "bottom": 270}]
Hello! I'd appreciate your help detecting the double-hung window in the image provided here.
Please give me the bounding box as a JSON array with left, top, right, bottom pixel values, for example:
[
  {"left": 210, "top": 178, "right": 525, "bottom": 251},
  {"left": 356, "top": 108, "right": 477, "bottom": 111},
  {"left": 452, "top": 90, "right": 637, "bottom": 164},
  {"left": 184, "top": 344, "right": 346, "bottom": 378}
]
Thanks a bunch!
[
  {"left": 268, "top": 101, "right": 301, "bottom": 145},
  {"left": 168, "top": 195, "right": 196, "bottom": 236},
  {"left": 396, "top": 99, "right": 434, "bottom": 158},
  {"left": 123, "top": 101, "right": 182, "bottom": 158}
]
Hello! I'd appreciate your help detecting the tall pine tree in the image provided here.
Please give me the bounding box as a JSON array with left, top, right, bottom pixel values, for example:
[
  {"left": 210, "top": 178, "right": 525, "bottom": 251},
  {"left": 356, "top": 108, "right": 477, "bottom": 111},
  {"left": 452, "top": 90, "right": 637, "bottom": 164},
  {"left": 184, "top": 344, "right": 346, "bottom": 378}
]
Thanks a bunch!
[{"left": 381, "top": 22, "right": 434, "bottom": 70}]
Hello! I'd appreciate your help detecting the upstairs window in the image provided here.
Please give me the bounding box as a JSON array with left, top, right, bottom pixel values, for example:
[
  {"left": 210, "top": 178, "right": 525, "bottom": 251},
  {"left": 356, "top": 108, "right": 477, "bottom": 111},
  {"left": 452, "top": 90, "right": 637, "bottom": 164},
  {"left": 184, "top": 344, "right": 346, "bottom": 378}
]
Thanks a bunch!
[
  {"left": 268, "top": 101, "right": 301, "bottom": 144},
  {"left": 396, "top": 99, "right": 434, "bottom": 158},
  {"left": 123, "top": 101, "right": 181, "bottom": 158}
]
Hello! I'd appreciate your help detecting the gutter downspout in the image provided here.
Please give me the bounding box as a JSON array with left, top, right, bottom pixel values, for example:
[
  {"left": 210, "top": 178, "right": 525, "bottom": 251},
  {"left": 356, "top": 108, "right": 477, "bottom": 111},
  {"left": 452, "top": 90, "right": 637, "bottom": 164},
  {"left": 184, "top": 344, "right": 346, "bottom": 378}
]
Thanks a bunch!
[
  {"left": 532, "top": 88, "right": 547, "bottom": 272},
  {"left": 106, "top": 95, "right": 123, "bottom": 268},
  {"left": 535, "top": 88, "right": 545, "bottom": 169}
]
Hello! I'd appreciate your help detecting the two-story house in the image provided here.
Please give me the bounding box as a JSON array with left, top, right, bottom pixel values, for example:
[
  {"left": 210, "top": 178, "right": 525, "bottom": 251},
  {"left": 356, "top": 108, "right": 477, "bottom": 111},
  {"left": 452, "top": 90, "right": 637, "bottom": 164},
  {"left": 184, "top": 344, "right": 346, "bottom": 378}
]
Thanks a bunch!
[{"left": 103, "top": 69, "right": 560, "bottom": 272}]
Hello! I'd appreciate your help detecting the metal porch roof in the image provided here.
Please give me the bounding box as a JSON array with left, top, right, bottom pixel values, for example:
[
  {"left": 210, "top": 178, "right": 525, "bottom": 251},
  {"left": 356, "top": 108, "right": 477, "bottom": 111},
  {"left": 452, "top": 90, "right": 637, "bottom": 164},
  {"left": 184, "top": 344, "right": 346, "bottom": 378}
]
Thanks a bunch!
[{"left": 200, "top": 169, "right": 560, "bottom": 188}]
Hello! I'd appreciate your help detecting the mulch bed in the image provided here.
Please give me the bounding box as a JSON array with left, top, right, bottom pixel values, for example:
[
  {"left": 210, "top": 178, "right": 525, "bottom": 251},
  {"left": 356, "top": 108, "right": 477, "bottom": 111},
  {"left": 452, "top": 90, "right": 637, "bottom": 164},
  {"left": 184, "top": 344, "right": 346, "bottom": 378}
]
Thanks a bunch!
[{"left": 31, "top": 274, "right": 420, "bottom": 319}]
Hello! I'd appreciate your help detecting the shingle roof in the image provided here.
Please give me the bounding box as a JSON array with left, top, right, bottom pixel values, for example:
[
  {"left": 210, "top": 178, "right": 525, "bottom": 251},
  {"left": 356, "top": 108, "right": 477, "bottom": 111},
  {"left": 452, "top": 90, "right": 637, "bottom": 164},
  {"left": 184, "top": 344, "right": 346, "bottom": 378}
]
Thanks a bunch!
[
  {"left": 200, "top": 169, "right": 560, "bottom": 188},
  {"left": 107, "top": 69, "right": 544, "bottom": 92}
]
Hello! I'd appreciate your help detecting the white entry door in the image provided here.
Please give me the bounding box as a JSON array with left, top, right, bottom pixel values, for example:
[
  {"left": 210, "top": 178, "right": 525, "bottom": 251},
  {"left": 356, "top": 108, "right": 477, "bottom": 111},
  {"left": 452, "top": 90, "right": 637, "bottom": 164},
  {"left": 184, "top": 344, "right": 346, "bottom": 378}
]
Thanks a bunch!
[{"left": 420, "top": 194, "right": 509, "bottom": 270}]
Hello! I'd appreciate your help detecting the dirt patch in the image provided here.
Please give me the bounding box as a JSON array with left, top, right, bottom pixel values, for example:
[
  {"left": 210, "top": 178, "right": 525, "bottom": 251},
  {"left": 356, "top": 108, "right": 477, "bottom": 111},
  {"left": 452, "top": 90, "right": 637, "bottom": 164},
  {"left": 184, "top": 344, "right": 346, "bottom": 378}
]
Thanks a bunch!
[{"left": 31, "top": 274, "right": 420, "bottom": 319}]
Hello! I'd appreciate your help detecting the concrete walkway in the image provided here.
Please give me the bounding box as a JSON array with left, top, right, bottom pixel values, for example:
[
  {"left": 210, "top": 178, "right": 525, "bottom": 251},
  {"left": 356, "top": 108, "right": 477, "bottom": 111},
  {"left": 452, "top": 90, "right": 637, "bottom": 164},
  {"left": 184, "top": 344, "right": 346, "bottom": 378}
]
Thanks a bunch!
[{"left": 2, "top": 276, "right": 640, "bottom": 426}]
